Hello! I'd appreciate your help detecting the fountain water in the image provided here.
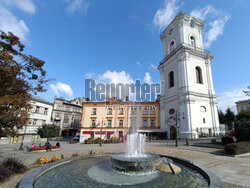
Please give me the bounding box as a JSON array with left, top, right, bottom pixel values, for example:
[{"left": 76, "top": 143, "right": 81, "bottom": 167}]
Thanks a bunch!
[
  {"left": 111, "top": 121, "right": 161, "bottom": 173},
  {"left": 126, "top": 132, "right": 146, "bottom": 157}
]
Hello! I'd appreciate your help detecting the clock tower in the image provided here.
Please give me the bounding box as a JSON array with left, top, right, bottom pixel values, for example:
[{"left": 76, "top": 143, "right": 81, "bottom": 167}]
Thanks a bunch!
[{"left": 158, "top": 12, "right": 220, "bottom": 139}]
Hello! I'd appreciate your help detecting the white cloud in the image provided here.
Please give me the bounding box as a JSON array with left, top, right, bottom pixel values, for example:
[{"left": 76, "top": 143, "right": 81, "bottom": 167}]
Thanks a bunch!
[
  {"left": 153, "top": 0, "right": 180, "bottom": 31},
  {"left": 65, "top": 0, "right": 89, "bottom": 15},
  {"left": 0, "top": 6, "right": 29, "bottom": 41},
  {"left": 190, "top": 5, "right": 230, "bottom": 49},
  {"left": 97, "top": 70, "right": 134, "bottom": 84},
  {"left": 143, "top": 72, "right": 153, "bottom": 84},
  {"left": 190, "top": 5, "right": 218, "bottom": 21},
  {"left": 150, "top": 63, "right": 157, "bottom": 69},
  {"left": 50, "top": 82, "right": 74, "bottom": 99},
  {"left": 217, "top": 84, "right": 250, "bottom": 113},
  {"left": 84, "top": 72, "right": 95, "bottom": 79},
  {"left": 136, "top": 61, "right": 141, "bottom": 66},
  {"left": 0, "top": 0, "right": 36, "bottom": 14},
  {"left": 204, "top": 15, "right": 230, "bottom": 48}
]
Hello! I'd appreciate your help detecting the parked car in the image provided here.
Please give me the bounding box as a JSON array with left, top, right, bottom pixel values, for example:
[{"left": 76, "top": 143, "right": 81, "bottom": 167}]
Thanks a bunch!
[
  {"left": 73, "top": 134, "right": 80, "bottom": 142},
  {"left": 225, "top": 130, "right": 236, "bottom": 137}
]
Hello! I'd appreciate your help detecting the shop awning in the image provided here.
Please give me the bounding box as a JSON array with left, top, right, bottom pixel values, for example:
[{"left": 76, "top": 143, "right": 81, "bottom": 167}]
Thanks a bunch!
[
  {"left": 82, "top": 131, "right": 94, "bottom": 134},
  {"left": 107, "top": 131, "right": 114, "bottom": 134},
  {"left": 95, "top": 131, "right": 106, "bottom": 134}
]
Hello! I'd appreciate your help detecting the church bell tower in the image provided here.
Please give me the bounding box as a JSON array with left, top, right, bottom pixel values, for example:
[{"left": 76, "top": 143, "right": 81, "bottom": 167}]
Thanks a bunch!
[{"left": 158, "top": 12, "right": 220, "bottom": 139}]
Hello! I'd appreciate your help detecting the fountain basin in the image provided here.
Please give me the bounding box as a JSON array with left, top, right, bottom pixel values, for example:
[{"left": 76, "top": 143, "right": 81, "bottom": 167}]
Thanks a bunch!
[
  {"left": 19, "top": 154, "right": 223, "bottom": 188},
  {"left": 111, "top": 152, "right": 161, "bottom": 173}
]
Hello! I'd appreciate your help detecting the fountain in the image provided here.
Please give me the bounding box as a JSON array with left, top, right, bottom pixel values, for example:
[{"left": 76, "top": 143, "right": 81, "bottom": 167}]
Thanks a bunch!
[
  {"left": 111, "top": 132, "right": 162, "bottom": 173},
  {"left": 19, "top": 125, "right": 222, "bottom": 187}
]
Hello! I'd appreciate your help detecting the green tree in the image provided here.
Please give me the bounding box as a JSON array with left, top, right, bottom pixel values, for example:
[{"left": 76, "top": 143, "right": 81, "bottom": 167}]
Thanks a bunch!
[
  {"left": 235, "top": 110, "right": 250, "bottom": 141},
  {"left": 218, "top": 110, "right": 227, "bottom": 124},
  {"left": 0, "top": 31, "right": 48, "bottom": 137},
  {"left": 37, "top": 124, "right": 60, "bottom": 139},
  {"left": 224, "top": 108, "right": 235, "bottom": 129}
]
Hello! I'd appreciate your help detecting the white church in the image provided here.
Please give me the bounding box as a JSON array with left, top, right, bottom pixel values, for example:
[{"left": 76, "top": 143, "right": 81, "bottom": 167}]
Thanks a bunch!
[{"left": 158, "top": 12, "right": 220, "bottom": 139}]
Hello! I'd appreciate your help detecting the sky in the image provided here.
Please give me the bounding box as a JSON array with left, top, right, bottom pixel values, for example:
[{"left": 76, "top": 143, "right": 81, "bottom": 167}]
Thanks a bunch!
[{"left": 0, "top": 0, "right": 249, "bottom": 112}]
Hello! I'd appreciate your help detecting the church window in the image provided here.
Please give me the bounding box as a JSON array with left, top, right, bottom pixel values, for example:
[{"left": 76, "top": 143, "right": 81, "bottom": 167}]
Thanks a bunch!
[
  {"left": 170, "top": 41, "right": 175, "bottom": 53},
  {"left": 195, "top": 66, "right": 203, "bottom": 84},
  {"left": 190, "top": 36, "right": 196, "bottom": 48},
  {"left": 169, "top": 71, "right": 174, "bottom": 88}
]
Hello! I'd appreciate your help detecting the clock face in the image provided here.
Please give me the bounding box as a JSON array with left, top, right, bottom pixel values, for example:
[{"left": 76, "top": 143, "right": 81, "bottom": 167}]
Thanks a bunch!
[{"left": 200, "top": 106, "right": 206, "bottom": 113}]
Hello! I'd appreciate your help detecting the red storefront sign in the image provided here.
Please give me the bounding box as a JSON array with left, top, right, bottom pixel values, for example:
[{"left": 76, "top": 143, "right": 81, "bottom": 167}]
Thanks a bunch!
[
  {"left": 95, "top": 131, "right": 106, "bottom": 134},
  {"left": 82, "top": 131, "right": 94, "bottom": 134},
  {"left": 107, "top": 131, "right": 114, "bottom": 134}
]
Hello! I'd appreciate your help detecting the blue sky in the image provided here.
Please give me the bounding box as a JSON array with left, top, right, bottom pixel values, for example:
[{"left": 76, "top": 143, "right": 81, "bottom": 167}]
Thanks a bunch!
[{"left": 0, "top": 0, "right": 249, "bottom": 111}]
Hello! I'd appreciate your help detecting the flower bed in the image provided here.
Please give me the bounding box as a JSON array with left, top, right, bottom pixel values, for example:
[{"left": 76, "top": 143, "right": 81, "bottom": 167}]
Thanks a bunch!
[{"left": 29, "top": 146, "right": 60, "bottom": 152}]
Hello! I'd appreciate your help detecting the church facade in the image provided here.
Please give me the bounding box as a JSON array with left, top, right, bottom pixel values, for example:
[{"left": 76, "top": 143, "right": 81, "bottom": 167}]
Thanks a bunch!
[{"left": 158, "top": 12, "right": 220, "bottom": 139}]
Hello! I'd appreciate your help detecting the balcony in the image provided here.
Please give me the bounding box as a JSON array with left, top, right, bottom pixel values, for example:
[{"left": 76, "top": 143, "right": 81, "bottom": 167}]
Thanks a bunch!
[{"left": 159, "top": 43, "right": 210, "bottom": 67}]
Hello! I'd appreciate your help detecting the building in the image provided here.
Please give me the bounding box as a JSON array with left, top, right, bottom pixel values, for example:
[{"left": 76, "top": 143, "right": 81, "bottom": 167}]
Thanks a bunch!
[
  {"left": 80, "top": 97, "right": 162, "bottom": 141},
  {"left": 158, "top": 12, "right": 220, "bottom": 139},
  {"left": 52, "top": 97, "right": 86, "bottom": 137},
  {"left": 236, "top": 99, "right": 250, "bottom": 114},
  {"left": 19, "top": 95, "right": 53, "bottom": 135}
]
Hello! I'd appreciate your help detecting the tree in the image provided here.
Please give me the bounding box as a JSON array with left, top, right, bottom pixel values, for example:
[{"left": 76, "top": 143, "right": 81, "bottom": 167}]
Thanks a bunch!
[
  {"left": 224, "top": 108, "right": 235, "bottom": 129},
  {"left": 218, "top": 110, "right": 227, "bottom": 124},
  {"left": 0, "top": 31, "right": 48, "bottom": 137},
  {"left": 235, "top": 110, "right": 250, "bottom": 141},
  {"left": 37, "top": 124, "right": 60, "bottom": 139},
  {"left": 243, "top": 86, "right": 250, "bottom": 97}
]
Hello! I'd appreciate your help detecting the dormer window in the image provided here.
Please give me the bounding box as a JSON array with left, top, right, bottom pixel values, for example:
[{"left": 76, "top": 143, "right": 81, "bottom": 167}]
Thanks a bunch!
[
  {"left": 190, "top": 36, "right": 196, "bottom": 48},
  {"left": 170, "top": 41, "right": 175, "bottom": 53}
]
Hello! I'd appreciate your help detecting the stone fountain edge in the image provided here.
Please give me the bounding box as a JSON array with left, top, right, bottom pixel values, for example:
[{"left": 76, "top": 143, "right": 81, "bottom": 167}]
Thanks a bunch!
[{"left": 18, "top": 153, "right": 223, "bottom": 188}]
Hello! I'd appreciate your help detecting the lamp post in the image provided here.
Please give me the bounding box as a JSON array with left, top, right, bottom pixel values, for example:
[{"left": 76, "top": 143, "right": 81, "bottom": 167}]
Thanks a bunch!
[{"left": 99, "top": 118, "right": 105, "bottom": 147}]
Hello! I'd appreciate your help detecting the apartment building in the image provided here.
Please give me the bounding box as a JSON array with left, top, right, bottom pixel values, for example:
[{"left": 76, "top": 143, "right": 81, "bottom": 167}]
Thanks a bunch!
[
  {"left": 19, "top": 95, "right": 53, "bottom": 135},
  {"left": 52, "top": 97, "right": 86, "bottom": 137},
  {"left": 80, "top": 97, "right": 162, "bottom": 141}
]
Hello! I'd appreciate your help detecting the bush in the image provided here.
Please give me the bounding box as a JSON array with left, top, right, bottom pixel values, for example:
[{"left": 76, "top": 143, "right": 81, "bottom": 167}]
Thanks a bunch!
[
  {"left": 0, "top": 165, "right": 11, "bottom": 182},
  {"left": 2, "top": 157, "right": 27, "bottom": 173},
  {"left": 51, "top": 155, "right": 61, "bottom": 162},
  {"left": 36, "top": 156, "right": 50, "bottom": 164},
  {"left": 107, "top": 137, "right": 119, "bottom": 143},
  {"left": 221, "top": 136, "right": 234, "bottom": 145},
  {"left": 72, "top": 153, "right": 79, "bottom": 157},
  {"left": 94, "top": 138, "right": 104, "bottom": 144},
  {"left": 225, "top": 142, "right": 250, "bottom": 155}
]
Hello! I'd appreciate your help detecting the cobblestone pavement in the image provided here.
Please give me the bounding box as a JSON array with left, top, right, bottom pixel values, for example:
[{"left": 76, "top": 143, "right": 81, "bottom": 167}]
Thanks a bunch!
[{"left": 0, "top": 140, "right": 250, "bottom": 187}]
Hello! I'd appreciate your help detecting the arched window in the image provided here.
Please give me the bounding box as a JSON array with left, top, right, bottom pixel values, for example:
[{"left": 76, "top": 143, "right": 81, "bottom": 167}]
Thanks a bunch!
[
  {"left": 190, "top": 36, "right": 195, "bottom": 48},
  {"left": 169, "top": 71, "right": 174, "bottom": 88},
  {"left": 170, "top": 41, "right": 175, "bottom": 53},
  {"left": 196, "top": 66, "right": 203, "bottom": 84}
]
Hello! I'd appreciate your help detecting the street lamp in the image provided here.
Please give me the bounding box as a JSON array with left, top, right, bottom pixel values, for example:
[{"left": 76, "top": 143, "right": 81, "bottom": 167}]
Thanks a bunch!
[{"left": 99, "top": 118, "right": 106, "bottom": 147}]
